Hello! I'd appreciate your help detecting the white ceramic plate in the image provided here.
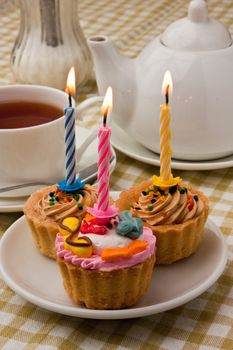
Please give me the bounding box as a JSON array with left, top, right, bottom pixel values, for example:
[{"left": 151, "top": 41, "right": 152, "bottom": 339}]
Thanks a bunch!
[
  {"left": 0, "top": 126, "right": 116, "bottom": 213},
  {"left": 111, "top": 123, "right": 233, "bottom": 170},
  {"left": 0, "top": 192, "right": 227, "bottom": 320}
]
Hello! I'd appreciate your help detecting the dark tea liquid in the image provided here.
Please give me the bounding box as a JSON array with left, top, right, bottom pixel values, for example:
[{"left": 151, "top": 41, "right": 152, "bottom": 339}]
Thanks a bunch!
[{"left": 0, "top": 101, "right": 63, "bottom": 129}]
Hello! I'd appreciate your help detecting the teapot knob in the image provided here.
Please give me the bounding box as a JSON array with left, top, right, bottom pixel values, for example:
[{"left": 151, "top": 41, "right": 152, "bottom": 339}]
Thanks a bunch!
[
  {"left": 188, "top": 0, "right": 208, "bottom": 22},
  {"left": 161, "top": 0, "right": 232, "bottom": 50}
]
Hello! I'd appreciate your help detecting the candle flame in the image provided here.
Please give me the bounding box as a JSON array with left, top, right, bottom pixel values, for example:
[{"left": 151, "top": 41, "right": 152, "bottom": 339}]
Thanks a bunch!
[
  {"left": 161, "top": 70, "right": 173, "bottom": 96},
  {"left": 102, "top": 86, "right": 113, "bottom": 117},
  {"left": 65, "top": 67, "right": 76, "bottom": 96}
]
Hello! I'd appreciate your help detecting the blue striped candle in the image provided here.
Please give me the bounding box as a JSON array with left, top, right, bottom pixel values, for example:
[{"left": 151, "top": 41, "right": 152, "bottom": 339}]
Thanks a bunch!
[
  {"left": 64, "top": 105, "right": 76, "bottom": 185},
  {"left": 58, "top": 67, "right": 85, "bottom": 192}
]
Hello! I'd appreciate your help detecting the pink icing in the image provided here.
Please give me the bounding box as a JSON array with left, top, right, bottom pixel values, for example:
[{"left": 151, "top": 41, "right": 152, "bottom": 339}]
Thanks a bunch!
[{"left": 55, "top": 227, "right": 156, "bottom": 271}]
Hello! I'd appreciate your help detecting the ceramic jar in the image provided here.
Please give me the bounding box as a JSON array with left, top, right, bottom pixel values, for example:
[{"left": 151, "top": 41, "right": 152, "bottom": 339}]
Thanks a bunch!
[{"left": 11, "top": 0, "right": 93, "bottom": 90}]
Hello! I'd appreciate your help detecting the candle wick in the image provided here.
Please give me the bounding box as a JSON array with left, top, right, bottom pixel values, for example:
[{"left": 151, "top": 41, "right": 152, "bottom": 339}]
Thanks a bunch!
[
  {"left": 165, "top": 85, "right": 169, "bottom": 105},
  {"left": 103, "top": 109, "right": 108, "bottom": 127},
  {"left": 68, "top": 94, "right": 72, "bottom": 108}
]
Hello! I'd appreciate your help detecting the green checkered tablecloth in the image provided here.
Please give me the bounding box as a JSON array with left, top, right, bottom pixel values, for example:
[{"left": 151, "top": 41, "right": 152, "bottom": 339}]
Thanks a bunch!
[{"left": 0, "top": 1, "right": 233, "bottom": 349}]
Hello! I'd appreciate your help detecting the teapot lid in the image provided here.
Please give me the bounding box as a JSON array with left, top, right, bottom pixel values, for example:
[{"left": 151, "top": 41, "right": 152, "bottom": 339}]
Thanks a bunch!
[{"left": 161, "top": 0, "right": 232, "bottom": 51}]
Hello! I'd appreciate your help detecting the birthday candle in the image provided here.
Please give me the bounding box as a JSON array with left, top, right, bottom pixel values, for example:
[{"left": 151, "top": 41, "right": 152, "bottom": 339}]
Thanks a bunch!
[
  {"left": 160, "top": 71, "right": 173, "bottom": 182},
  {"left": 87, "top": 86, "right": 118, "bottom": 219},
  {"left": 152, "top": 71, "right": 181, "bottom": 188},
  {"left": 64, "top": 67, "right": 76, "bottom": 185},
  {"left": 97, "top": 87, "right": 112, "bottom": 211}
]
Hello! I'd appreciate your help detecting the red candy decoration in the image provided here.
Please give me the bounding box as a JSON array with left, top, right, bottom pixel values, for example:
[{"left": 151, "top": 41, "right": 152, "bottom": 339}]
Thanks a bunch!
[
  {"left": 92, "top": 217, "right": 110, "bottom": 226},
  {"left": 80, "top": 220, "right": 107, "bottom": 235},
  {"left": 187, "top": 195, "right": 194, "bottom": 211}
]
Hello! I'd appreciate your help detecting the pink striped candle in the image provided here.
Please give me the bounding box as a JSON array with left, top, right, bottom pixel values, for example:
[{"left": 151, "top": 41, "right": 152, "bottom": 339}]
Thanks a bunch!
[
  {"left": 97, "top": 86, "right": 112, "bottom": 211},
  {"left": 97, "top": 126, "right": 112, "bottom": 211},
  {"left": 88, "top": 87, "right": 118, "bottom": 218}
]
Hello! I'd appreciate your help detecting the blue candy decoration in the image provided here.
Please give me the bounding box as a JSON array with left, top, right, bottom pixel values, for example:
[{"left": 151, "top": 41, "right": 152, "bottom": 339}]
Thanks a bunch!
[{"left": 116, "top": 210, "right": 143, "bottom": 240}]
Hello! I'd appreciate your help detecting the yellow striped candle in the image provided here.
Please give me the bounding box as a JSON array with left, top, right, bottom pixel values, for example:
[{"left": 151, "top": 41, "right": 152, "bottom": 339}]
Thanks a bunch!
[
  {"left": 152, "top": 70, "right": 181, "bottom": 188},
  {"left": 160, "top": 71, "right": 173, "bottom": 182}
]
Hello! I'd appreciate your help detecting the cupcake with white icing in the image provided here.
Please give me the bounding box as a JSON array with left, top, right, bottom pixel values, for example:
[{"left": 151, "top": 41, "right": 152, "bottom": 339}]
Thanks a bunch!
[
  {"left": 24, "top": 184, "right": 98, "bottom": 259},
  {"left": 55, "top": 210, "right": 156, "bottom": 309}
]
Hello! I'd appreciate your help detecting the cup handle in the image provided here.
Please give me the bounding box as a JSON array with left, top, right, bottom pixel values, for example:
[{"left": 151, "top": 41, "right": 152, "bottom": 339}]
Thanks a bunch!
[{"left": 75, "top": 96, "right": 103, "bottom": 162}]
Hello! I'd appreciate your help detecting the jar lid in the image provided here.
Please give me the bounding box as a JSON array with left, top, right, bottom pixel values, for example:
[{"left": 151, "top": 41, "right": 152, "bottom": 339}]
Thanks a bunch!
[{"left": 161, "top": 0, "right": 232, "bottom": 51}]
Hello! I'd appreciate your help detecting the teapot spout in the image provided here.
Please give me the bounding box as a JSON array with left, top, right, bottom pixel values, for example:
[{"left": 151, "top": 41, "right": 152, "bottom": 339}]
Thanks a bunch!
[{"left": 88, "top": 36, "right": 136, "bottom": 127}]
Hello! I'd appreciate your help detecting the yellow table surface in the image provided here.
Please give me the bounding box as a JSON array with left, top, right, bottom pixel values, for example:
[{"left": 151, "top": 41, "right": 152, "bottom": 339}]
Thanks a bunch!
[{"left": 0, "top": 1, "right": 232, "bottom": 349}]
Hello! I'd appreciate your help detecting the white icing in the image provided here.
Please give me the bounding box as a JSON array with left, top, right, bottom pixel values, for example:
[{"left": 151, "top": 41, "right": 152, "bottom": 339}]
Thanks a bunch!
[{"left": 78, "top": 229, "right": 132, "bottom": 254}]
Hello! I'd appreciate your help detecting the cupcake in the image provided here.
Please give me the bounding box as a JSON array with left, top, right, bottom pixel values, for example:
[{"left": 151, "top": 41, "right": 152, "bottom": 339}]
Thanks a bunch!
[
  {"left": 24, "top": 183, "right": 98, "bottom": 259},
  {"left": 55, "top": 209, "right": 156, "bottom": 309},
  {"left": 116, "top": 179, "right": 208, "bottom": 264}
]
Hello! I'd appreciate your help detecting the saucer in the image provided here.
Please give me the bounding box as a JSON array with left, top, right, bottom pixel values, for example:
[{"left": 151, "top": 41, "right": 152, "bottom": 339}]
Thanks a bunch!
[
  {"left": 0, "top": 192, "right": 228, "bottom": 319},
  {"left": 0, "top": 126, "right": 116, "bottom": 213},
  {"left": 111, "top": 123, "right": 233, "bottom": 170}
]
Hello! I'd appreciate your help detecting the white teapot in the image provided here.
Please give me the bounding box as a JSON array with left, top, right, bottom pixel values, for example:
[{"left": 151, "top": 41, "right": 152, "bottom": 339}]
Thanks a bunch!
[{"left": 88, "top": 0, "right": 233, "bottom": 161}]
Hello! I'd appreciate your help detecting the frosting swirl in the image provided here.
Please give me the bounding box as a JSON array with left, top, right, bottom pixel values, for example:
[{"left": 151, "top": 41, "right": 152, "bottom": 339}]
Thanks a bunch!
[
  {"left": 131, "top": 184, "right": 204, "bottom": 225},
  {"left": 39, "top": 185, "right": 98, "bottom": 221}
]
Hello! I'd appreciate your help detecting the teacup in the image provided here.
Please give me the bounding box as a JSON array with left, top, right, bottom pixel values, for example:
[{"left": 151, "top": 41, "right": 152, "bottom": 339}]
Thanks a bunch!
[{"left": 0, "top": 85, "right": 103, "bottom": 187}]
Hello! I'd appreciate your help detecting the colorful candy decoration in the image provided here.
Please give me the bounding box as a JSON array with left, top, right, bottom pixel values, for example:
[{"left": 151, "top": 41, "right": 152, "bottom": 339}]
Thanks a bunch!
[
  {"left": 101, "top": 247, "right": 131, "bottom": 262},
  {"left": 58, "top": 216, "right": 93, "bottom": 258},
  {"left": 80, "top": 220, "right": 108, "bottom": 235},
  {"left": 80, "top": 214, "right": 119, "bottom": 235},
  {"left": 64, "top": 236, "right": 93, "bottom": 258},
  {"left": 129, "top": 240, "right": 148, "bottom": 254},
  {"left": 101, "top": 240, "right": 148, "bottom": 262},
  {"left": 58, "top": 212, "right": 147, "bottom": 261},
  {"left": 59, "top": 217, "right": 80, "bottom": 236},
  {"left": 116, "top": 211, "right": 143, "bottom": 239}
]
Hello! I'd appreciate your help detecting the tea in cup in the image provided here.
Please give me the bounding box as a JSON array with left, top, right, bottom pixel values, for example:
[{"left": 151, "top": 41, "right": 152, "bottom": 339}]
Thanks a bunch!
[{"left": 0, "top": 85, "right": 102, "bottom": 188}]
